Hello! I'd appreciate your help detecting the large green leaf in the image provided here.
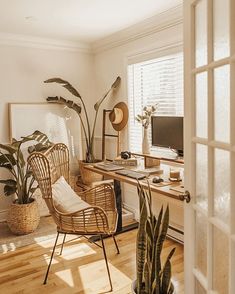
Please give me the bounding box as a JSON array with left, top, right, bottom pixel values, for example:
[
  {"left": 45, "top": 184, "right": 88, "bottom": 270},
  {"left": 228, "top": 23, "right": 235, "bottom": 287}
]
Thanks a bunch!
[
  {"left": 0, "top": 143, "right": 18, "bottom": 154},
  {"left": 94, "top": 76, "right": 121, "bottom": 111},
  {"left": 0, "top": 154, "right": 16, "bottom": 169},
  {"left": 0, "top": 180, "right": 17, "bottom": 196},
  {"left": 21, "top": 130, "right": 52, "bottom": 145},
  {"left": 47, "top": 96, "right": 81, "bottom": 115},
  {"left": 44, "top": 78, "right": 82, "bottom": 98}
]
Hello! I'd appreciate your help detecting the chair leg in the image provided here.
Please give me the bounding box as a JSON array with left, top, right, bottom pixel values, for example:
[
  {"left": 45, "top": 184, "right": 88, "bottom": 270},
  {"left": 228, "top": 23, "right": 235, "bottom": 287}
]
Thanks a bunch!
[
  {"left": 59, "top": 233, "right": 66, "bottom": 256},
  {"left": 100, "top": 235, "right": 113, "bottom": 292},
  {"left": 43, "top": 232, "right": 60, "bottom": 285},
  {"left": 112, "top": 234, "right": 120, "bottom": 254}
]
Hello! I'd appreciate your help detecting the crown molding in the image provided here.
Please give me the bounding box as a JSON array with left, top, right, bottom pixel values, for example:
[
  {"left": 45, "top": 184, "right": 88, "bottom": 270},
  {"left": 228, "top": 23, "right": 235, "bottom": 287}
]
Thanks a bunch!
[
  {"left": 0, "top": 32, "right": 92, "bottom": 53},
  {"left": 92, "top": 5, "right": 183, "bottom": 54}
]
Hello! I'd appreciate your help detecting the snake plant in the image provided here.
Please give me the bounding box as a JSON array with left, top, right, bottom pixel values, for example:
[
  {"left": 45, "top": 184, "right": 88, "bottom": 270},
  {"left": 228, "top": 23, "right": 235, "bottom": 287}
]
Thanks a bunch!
[
  {"left": 0, "top": 131, "right": 52, "bottom": 204},
  {"left": 136, "top": 182, "right": 175, "bottom": 294},
  {"left": 44, "top": 76, "right": 121, "bottom": 163}
]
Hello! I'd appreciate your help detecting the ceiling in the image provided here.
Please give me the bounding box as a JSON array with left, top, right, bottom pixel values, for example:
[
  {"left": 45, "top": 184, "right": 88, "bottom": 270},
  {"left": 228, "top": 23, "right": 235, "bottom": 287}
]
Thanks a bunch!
[{"left": 0, "top": 0, "right": 182, "bottom": 43}]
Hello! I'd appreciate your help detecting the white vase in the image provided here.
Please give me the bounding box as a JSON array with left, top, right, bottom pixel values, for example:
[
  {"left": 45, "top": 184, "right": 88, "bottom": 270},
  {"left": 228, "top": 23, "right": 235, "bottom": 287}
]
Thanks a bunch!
[{"left": 142, "top": 127, "right": 150, "bottom": 154}]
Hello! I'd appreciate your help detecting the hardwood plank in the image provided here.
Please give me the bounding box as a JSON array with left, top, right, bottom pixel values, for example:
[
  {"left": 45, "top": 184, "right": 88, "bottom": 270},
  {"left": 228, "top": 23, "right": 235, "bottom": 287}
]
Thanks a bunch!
[{"left": 0, "top": 220, "right": 184, "bottom": 293}]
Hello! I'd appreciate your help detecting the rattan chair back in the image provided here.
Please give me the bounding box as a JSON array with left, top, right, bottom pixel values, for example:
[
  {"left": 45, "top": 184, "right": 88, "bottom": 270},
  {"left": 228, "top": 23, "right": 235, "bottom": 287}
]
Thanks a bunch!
[{"left": 28, "top": 143, "right": 69, "bottom": 213}]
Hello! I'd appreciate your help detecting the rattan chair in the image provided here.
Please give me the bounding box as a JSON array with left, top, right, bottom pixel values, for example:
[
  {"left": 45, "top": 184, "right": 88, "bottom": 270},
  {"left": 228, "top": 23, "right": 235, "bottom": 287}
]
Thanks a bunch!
[{"left": 28, "top": 143, "right": 119, "bottom": 290}]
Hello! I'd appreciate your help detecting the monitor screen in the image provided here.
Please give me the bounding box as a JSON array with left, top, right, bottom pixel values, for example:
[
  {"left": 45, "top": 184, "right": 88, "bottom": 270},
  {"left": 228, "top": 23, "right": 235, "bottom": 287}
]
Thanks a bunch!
[{"left": 151, "top": 116, "right": 184, "bottom": 153}]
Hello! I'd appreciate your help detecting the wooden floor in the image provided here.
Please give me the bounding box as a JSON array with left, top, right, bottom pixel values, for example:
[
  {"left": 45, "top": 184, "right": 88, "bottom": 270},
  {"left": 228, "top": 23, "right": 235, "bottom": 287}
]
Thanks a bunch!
[{"left": 0, "top": 224, "right": 184, "bottom": 294}]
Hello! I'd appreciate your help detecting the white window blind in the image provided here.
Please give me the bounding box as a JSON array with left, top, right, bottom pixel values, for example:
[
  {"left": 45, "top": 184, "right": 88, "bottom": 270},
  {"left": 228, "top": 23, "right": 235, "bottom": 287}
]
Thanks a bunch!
[{"left": 128, "top": 52, "right": 184, "bottom": 152}]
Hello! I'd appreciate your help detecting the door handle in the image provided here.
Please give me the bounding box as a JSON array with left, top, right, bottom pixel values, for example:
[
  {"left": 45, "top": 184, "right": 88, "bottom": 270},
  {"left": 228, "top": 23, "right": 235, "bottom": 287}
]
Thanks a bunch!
[{"left": 179, "top": 190, "right": 191, "bottom": 203}]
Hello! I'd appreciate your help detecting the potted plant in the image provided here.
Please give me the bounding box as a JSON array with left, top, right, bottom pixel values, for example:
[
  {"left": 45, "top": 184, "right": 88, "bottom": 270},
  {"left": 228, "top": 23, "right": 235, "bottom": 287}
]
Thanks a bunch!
[
  {"left": 135, "top": 104, "right": 158, "bottom": 154},
  {"left": 133, "top": 182, "right": 175, "bottom": 294},
  {"left": 44, "top": 76, "right": 121, "bottom": 184},
  {"left": 0, "top": 131, "right": 52, "bottom": 235}
]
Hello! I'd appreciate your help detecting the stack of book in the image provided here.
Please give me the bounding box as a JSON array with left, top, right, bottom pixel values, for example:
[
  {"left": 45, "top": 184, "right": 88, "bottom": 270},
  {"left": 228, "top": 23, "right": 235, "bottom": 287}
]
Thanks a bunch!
[{"left": 113, "top": 156, "right": 138, "bottom": 166}]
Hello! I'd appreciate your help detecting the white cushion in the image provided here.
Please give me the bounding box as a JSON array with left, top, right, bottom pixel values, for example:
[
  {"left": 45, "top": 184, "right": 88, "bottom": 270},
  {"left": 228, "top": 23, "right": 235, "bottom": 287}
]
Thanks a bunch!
[{"left": 52, "top": 176, "right": 90, "bottom": 213}]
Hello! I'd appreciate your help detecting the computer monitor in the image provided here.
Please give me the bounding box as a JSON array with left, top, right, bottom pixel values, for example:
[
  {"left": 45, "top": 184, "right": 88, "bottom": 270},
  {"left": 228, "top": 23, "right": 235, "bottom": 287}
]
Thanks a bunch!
[{"left": 151, "top": 116, "right": 184, "bottom": 156}]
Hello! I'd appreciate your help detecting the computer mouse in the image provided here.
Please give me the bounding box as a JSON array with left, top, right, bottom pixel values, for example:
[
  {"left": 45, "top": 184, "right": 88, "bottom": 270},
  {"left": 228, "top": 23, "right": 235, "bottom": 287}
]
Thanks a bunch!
[{"left": 152, "top": 176, "right": 164, "bottom": 184}]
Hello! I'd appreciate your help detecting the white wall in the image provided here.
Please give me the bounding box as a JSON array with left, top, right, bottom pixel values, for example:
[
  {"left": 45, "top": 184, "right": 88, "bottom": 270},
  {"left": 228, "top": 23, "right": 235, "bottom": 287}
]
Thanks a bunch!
[
  {"left": 0, "top": 41, "right": 94, "bottom": 220},
  {"left": 0, "top": 5, "right": 183, "bottom": 221},
  {"left": 92, "top": 6, "right": 183, "bottom": 217}
]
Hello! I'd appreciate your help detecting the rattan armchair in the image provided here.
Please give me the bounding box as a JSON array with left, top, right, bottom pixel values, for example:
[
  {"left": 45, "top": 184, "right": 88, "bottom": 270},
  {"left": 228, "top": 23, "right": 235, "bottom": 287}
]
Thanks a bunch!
[{"left": 28, "top": 143, "right": 119, "bottom": 290}]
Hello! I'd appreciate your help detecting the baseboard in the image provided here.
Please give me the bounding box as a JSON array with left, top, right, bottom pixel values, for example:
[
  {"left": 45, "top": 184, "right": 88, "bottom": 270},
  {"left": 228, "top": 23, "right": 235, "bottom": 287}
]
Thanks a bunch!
[{"left": 0, "top": 210, "right": 8, "bottom": 222}]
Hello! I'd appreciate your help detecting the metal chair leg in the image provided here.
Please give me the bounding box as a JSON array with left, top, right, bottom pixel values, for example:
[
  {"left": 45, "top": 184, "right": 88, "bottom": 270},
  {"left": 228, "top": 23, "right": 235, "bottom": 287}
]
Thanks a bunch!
[
  {"left": 59, "top": 233, "right": 66, "bottom": 255},
  {"left": 43, "top": 232, "right": 60, "bottom": 285},
  {"left": 112, "top": 234, "right": 120, "bottom": 254},
  {"left": 100, "top": 235, "right": 113, "bottom": 292}
]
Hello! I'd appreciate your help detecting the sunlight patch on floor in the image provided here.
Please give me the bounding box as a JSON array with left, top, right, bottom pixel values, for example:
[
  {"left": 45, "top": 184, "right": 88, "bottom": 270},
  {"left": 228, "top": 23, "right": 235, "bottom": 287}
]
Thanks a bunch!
[
  {"left": 55, "top": 269, "right": 75, "bottom": 287},
  {"left": 61, "top": 242, "right": 96, "bottom": 260},
  {"left": 53, "top": 260, "right": 132, "bottom": 293},
  {"left": 77, "top": 260, "right": 132, "bottom": 293}
]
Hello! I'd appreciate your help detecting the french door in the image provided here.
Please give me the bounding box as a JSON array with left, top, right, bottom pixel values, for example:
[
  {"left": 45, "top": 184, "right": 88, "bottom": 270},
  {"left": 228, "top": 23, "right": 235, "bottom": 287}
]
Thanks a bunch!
[{"left": 184, "top": 0, "right": 235, "bottom": 293}]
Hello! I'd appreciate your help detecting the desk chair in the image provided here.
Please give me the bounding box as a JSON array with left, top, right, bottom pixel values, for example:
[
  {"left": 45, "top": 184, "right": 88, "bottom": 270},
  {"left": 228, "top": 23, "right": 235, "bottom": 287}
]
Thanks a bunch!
[{"left": 28, "top": 143, "right": 119, "bottom": 291}]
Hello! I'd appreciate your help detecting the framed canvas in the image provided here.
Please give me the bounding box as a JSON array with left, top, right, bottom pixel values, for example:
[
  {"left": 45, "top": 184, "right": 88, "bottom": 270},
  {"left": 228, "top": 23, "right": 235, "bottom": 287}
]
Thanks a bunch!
[{"left": 9, "top": 102, "right": 83, "bottom": 216}]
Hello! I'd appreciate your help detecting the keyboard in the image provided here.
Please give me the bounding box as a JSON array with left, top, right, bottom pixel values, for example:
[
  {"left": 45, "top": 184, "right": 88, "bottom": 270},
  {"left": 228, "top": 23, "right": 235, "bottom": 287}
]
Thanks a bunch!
[
  {"left": 115, "top": 169, "right": 146, "bottom": 180},
  {"left": 95, "top": 163, "right": 124, "bottom": 172}
]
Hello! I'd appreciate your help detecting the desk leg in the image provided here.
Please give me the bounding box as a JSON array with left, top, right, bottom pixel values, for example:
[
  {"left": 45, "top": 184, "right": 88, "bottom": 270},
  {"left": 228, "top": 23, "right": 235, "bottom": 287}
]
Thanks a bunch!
[
  {"left": 114, "top": 179, "right": 122, "bottom": 233},
  {"left": 89, "top": 179, "right": 138, "bottom": 243}
]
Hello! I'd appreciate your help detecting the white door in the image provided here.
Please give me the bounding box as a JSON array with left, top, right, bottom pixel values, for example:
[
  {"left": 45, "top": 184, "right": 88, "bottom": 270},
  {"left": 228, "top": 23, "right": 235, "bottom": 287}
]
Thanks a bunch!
[{"left": 184, "top": 0, "right": 235, "bottom": 293}]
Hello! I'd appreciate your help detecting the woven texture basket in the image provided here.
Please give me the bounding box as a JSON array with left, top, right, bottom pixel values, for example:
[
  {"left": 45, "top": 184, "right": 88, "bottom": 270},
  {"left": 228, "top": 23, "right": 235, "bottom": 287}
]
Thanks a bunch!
[
  {"left": 7, "top": 199, "right": 40, "bottom": 235},
  {"left": 79, "top": 160, "right": 103, "bottom": 185}
]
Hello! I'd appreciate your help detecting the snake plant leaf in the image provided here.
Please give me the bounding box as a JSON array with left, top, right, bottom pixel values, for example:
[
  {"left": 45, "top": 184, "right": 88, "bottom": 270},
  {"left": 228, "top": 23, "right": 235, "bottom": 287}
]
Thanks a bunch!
[
  {"left": 94, "top": 76, "right": 121, "bottom": 111},
  {"left": 161, "top": 247, "right": 175, "bottom": 294},
  {"left": 44, "top": 78, "right": 82, "bottom": 98},
  {"left": 136, "top": 183, "right": 147, "bottom": 293},
  {"left": 168, "top": 282, "right": 174, "bottom": 294},
  {"left": 144, "top": 261, "right": 150, "bottom": 293},
  {"left": 156, "top": 205, "right": 169, "bottom": 266},
  {"left": 47, "top": 96, "right": 82, "bottom": 115}
]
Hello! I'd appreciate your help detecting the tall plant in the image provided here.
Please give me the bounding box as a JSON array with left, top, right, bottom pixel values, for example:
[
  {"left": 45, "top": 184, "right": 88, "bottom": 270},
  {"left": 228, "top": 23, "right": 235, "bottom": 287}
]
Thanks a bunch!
[
  {"left": 0, "top": 131, "right": 52, "bottom": 204},
  {"left": 136, "top": 182, "right": 175, "bottom": 294},
  {"left": 44, "top": 76, "right": 121, "bottom": 163}
]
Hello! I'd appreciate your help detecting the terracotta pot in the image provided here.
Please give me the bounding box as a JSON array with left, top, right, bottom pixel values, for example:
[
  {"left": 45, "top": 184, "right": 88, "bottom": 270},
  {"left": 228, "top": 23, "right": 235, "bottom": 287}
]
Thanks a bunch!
[
  {"left": 79, "top": 160, "right": 103, "bottom": 185},
  {"left": 7, "top": 199, "right": 40, "bottom": 235}
]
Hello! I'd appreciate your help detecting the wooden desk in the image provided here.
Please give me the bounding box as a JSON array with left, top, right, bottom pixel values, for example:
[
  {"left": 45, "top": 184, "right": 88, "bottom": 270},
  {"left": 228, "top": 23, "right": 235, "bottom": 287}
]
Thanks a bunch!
[
  {"left": 85, "top": 163, "right": 185, "bottom": 243},
  {"left": 85, "top": 164, "right": 184, "bottom": 200}
]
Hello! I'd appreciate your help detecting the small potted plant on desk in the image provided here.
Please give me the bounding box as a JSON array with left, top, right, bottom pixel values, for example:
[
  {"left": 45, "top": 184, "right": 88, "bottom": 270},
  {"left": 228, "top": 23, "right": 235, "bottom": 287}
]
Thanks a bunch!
[
  {"left": 135, "top": 104, "right": 158, "bottom": 155},
  {"left": 133, "top": 182, "right": 175, "bottom": 294},
  {"left": 44, "top": 76, "right": 121, "bottom": 185},
  {"left": 0, "top": 131, "right": 52, "bottom": 235}
]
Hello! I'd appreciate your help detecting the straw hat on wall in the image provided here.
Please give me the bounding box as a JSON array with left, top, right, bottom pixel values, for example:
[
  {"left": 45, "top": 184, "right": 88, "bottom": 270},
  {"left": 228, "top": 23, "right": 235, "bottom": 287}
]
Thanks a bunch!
[{"left": 109, "top": 102, "right": 129, "bottom": 131}]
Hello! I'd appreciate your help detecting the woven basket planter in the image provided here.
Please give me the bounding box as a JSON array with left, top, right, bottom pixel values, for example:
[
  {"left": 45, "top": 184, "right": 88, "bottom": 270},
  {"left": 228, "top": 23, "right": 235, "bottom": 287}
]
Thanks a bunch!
[
  {"left": 79, "top": 160, "right": 103, "bottom": 185},
  {"left": 7, "top": 199, "right": 40, "bottom": 235}
]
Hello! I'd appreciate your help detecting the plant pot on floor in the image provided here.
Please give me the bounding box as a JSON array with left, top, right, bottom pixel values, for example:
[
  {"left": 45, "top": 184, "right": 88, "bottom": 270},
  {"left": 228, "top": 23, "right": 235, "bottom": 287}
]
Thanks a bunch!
[
  {"left": 7, "top": 199, "right": 40, "bottom": 235},
  {"left": 79, "top": 160, "right": 103, "bottom": 185}
]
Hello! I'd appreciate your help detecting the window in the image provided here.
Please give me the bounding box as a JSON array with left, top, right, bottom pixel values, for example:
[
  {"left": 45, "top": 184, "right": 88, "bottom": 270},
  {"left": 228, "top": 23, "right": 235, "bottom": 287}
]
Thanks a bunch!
[{"left": 127, "top": 51, "right": 184, "bottom": 152}]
